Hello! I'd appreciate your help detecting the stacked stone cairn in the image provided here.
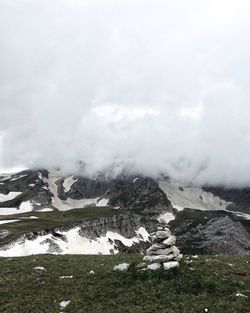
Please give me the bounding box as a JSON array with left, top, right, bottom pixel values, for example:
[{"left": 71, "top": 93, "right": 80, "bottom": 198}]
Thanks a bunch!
[{"left": 143, "top": 218, "right": 182, "bottom": 270}]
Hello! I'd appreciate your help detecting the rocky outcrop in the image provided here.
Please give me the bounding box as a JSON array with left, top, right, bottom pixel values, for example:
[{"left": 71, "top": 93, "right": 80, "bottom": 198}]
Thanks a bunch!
[
  {"left": 0, "top": 169, "right": 52, "bottom": 209},
  {"left": 170, "top": 208, "right": 250, "bottom": 255},
  {"left": 78, "top": 212, "right": 157, "bottom": 240},
  {"left": 203, "top": 186, "right": 250, "bottom": 214},
  {"left": 59, "top": 175, "right": 173, "bottom": 214}
]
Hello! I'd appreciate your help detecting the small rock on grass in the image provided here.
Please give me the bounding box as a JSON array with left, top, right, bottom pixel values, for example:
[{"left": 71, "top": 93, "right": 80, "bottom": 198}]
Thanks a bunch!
[
  {"left": 236, "top": 293, "right": 248, "bottom": 298},
  {"left": 163, "top": 261, "right": 179, "bottom": 270},
  {"left": 59, "top": 300, "right": 71, "bottom": 310},
  {"left": 33, "top": 267, "right": 46, "bottom": 271},
  {"left": 113, "top": 263, "right": 130, "bottom": 272},
  {"left": 135, "top": 262, "right": 147, "bottom": 270}
]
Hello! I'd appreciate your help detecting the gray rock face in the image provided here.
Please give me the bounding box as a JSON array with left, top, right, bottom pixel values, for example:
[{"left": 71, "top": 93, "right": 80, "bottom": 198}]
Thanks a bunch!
[
  {"left": 59, "top": 175, "right": 173, "bottom": 214},
  {"left": 0, "top": 169, "right": 173, "bottom": 216},
  {"left": 170, "top": 208, "right": 250, "bottom": 255},
  {"left": 203, "top": 186, "right": 250, "bottom": 214},
  {"left": 78, "top": 213, "right": 157, "bottom": 240},
  {"left": 0, "top": 169, "right": 52, "bottom": 210}
]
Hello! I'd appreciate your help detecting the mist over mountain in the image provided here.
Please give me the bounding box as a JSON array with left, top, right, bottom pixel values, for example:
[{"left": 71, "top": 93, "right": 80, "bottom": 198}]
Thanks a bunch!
[{"left": 1, "top": 0, "right": 250, "bottom": 186}]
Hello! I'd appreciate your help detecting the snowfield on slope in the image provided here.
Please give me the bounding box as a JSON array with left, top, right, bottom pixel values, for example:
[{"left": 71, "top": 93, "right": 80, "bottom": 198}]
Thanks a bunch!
[
  {"left": 0, "top": 200, "right": 34, "bottom": 215},
  {"left": 0, "top": 191, "right": 22, "bottom": 202},
  {"left": 0, "top": 227, "right": 150, "bottom": 257},
  {"left": 45, "top": 173, "right": 109, "bottom": 211},
  {"left": 0, "top": 220, "right": 19, "bottom": 225},
  {"left": 159, "top": 181, "right": 230, "bottom": 211},
  {"left": 63, "top": 176, "right": 78, "bottom": 193}
]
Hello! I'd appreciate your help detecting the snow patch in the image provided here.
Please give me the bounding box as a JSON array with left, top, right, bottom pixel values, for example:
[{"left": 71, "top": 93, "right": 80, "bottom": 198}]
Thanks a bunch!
[
  {"left": 159, "top": 181, "right": 230, "bottom": 211},
  {"left": 20, "top": 201, "right": 33, "bottom": 213},
  {"left": 0, "top": 205, "right": 32, "bottom": 216},
  {"left": 39, "top": 208, "right": 53, "bottom": 212},
  {"left": 0, "top": 192, "right": 22, "bottom": 202},
  {"left": 158, "top": 212, "right": 175, "bottom": 224},
  {"left": 45, "top": 172, "right": 108, "bottom": 211},
  {"left": 63, "top": 176, "right": 78, "bottom": 193},
  {"left": 0, "top": 219, "right": 19, "bottom": 225},
  {"left": 10, "top": 174, "right": 27, "bottom": 181},
  {"left": 136, "top": 227, "right": 150, "bottom": 241},
  {"left": 0, "top": 226, "right": 150, "bottom": 257}
]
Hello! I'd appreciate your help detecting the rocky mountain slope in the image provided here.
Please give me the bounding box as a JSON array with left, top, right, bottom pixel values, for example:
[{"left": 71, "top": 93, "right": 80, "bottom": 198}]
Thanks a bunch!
[{"left": 0, "top": 169, "right": 249, "bottom": 256}]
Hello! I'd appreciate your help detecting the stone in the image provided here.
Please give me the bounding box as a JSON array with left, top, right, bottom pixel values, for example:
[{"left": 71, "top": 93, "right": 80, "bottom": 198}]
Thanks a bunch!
[
  {"left": 113, "top": 263, "right": 130, "bottom": 272},
  {"left": 59, "top": 300, "right": 71, "bottom": 310},
  {"left": 143, "top": 254, "right": 175, "bottom": 263},
  {"left": 174, "top": 254, "right": 183, "bottom": 262},
  {"left": 157, "top": 226, "right": 164, "bottom": 231},
  {"left": 163, "top": 261, "right": 179, "bottom": 270},
  {"left": 135, "top": 262, "right": 147, "bottom": 269},
  {"left": 155, "top": 230, "right": 171, "bottom": 239},
  {"left": 147, "top": 263, "right": 161, "bottom": 271},
  {"left": 33, "top": 267, "right": 46, "bottom": 271},
  {"left": 162, "top": 235, "right": 176, "bottom": 246},
  {"left": 147, "top": 243, "right": 167, "bottom": 251},
  {"left": 147, "top": 247, "right": 173, "bottom": 256},
  {"left": 158, "top": 218, "right": 168, "bottom": 225},
  {"left": 172, "top": 246, "right": 180, "bottom": 257}
]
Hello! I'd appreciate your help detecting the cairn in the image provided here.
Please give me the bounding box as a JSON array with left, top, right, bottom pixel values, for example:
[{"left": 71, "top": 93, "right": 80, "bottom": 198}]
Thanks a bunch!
[{"left": 143, "top": 218, "right": 182, "bottom": 270}]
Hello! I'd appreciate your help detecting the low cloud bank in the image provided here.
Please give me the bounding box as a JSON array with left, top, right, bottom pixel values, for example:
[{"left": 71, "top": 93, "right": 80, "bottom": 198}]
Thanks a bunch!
[{"left": 1, "top": 0, "right": 250, "bottom": 186}]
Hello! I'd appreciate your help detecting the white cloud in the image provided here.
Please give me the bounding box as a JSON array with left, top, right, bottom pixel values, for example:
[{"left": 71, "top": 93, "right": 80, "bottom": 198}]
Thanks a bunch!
[{"left": 0, "top": 0, "right": 250, "bottom": 186}]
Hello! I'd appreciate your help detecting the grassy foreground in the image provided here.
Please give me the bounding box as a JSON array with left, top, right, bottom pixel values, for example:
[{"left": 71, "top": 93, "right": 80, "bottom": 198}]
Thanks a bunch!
[{"left": 0, "top": 254, "right": 249, "bottom": 313}]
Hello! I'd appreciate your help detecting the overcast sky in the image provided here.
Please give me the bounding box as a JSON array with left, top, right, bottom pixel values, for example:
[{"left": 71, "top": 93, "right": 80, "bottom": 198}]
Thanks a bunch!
[{"left": 1, "top": 0, "right": 250, "bottom": 186}]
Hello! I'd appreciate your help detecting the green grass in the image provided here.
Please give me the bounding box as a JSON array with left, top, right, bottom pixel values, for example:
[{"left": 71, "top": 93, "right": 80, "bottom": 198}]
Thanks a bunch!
[
  {"left": 0, "top": 254, "right": 249, "bottom": 313},
  {"left": 0, "top": 206, "right": 115, "bottom": 246}
]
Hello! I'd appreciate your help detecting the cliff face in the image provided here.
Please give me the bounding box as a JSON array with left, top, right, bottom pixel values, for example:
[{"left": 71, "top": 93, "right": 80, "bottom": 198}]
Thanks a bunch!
[
  {"left": 203, "top": 186, "right": 250, "bottom": 214},
  {"left": 170, "top": 209, "right": 250, "bottom": 255},
  {"left": 57, "top": 175, "right": 172, "bottom": 214},
  {"left": 77, "top": 213, "right": 157, "bottom": 240}
]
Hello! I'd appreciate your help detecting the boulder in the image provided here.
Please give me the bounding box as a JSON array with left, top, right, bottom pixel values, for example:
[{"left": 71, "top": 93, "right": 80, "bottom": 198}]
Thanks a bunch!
[
  {"left": 163, "top": 261, "right": 179, "bottom": 270},
  {"left": 113, "top": 263, "right": 130, "bottom": 272},
  {"left": 147, "top": 247, "right": 173, "bottom": 256},
  {"left": 147, "top": 263, "right": 161, "bottom": 271},
  {"left": 155, "top": 230, "right": 171, "bottom": 239},
  {"left": 162, "top": 235, "right": 176, "bottom": 246},
  {"left": 148, "top": 243, "right": 167, "bottom": 251},
  {"left": 143, "top": 254, "right": 175, "bottom": 263}
]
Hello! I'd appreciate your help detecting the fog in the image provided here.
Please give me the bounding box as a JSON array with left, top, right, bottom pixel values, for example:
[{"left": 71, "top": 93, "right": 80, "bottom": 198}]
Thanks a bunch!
[{"left": 1, "top": 0, "right": 250, "bottom": 186}]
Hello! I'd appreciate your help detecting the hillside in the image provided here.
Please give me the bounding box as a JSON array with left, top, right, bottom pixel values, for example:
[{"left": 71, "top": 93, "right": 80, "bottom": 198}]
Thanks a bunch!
[
  {"left": 0, "top": 254, "right": 249, "bottom": 313},
  {"left": 0, "top": 169, "right": 250, "bottom": 256}
]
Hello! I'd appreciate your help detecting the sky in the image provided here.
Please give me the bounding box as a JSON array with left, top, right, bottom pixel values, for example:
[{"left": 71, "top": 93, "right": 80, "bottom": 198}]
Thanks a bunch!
[{"left": 1, "top": 0, "right": 250, "bottom": 186}]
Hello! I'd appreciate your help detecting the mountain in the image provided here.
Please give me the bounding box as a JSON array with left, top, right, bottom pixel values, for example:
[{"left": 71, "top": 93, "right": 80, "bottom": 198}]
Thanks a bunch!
[{"left": 0, "top": 169, "right": 249, "bottom": 256}]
